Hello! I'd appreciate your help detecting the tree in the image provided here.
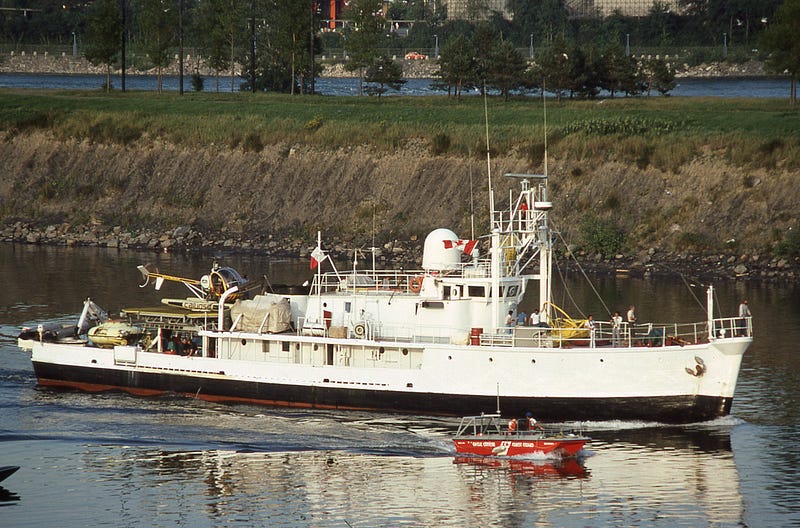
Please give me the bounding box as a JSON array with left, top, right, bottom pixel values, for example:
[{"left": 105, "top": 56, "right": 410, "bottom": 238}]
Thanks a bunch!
[
  {"left": 83, "top": 0, "right": 122, "bottom": 93},
  {"left": 268, "top": 2, "right": 320, "bottom": 95},
  {"left": 364, "top": 55, "right": 406, "bottom": 97},
  {"left": 139, "top": 0, "right": 178, "bottom": 94},
  {"left": 641, "top": 57, "right": 676, "bottom": 96},
  {"left": 533, "top": 40, "right": 571, "bottom": 103},
  {"left": 600, "top": 44, "right": 640, "bottom": 98},
  {"left": 761, "top": 0, "right": 800, "bottom": 106},
  {"left": 506, "top": 0, "right": 569, "bottom": 46},
  {"left": 438, "top": 33, "right": 478, "bottom": 99},
  {"left": 191, "top": 0, "right": 245, "bottom": 93},
  {"left": 485, "top": 39, "right": 528, "bottom": 100},
  {"left": 343, "top": 0, "right": 385, "bottom": 96}
]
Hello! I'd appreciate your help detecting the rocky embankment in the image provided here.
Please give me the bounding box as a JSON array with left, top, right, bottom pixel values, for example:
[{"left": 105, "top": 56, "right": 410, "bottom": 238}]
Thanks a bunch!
[
  {"left": 0, "top": 50, "right": 769, "bottom": 79},
  {"left": 1, "top": 134, "right": 797, "bottom": 283},
  {"left": 3, "top": 222, "right": 796, "bottom": 282}
]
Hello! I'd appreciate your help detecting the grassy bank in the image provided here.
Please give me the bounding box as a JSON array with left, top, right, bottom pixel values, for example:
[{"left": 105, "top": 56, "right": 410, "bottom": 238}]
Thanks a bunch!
[
  {"left": 1, "top": 91, "right": 799, "bottom": 169},
  {"left": 2, "top": 90, "right": 800, "bottom": 266}
]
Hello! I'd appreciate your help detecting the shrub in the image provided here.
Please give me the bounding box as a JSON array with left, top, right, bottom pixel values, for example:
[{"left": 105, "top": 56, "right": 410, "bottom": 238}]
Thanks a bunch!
[
  {"left": 430, "top": 133, "right": 451, "bottom": 155},
  {"left": 242, "top": 132, "right": 264, "bottom": 152},
  {"left": 579, "top": 215, "right": 624, "bottom": 258},
  {"left": 304, "top": 115, "right": 324, "bottom": 131},
  {"left": 775, "top": 228, "right": 800, "bottom": 258},
  {"left": 561, "top": 117, "right": 683, "bottom": 137},
  {"left": 191, "top": 72, "right": 204, "bottom": 92},
  {"left": 675, "top": 231, "right": 712, "bottom": 250}
]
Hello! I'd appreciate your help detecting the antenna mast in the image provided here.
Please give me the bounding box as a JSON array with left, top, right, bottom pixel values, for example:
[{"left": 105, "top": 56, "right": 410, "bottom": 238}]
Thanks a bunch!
[{"left": 484, "top": 81, "right": 495, "bottom": 223}]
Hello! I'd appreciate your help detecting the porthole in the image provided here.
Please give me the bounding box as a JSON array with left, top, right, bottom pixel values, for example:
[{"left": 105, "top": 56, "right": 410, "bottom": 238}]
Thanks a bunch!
[
  {"left": 295, "top": 343, "right": 300, "bottom": 350},
  {"left": 241, "top": 339, "right": 247, "bottom": 346},
  {"left": 379, "top": 347, "right": 385, "bottom": 354},
  {"left": 448, "top": 355, "right": 452, "bottom": 360},
  {"left": 313, "top": 344, "right": 319, "bottom": 351},
  {"left": 531, "top": 358, "right": 536, "bottom": 364},
  {"left": 489, "top": 357, "right": 493, "bottom": 362},
  {"left": 402, "top": 349, "right": 409, "bottom": 356}
]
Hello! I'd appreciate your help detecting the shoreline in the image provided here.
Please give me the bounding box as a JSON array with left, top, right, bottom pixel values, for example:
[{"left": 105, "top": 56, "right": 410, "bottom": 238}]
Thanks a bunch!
[
  {"left": 3, "top": 223, "right": 796, "bottom": 284},
  {"left": 0, "top": 51, "right": 776, "bottom": 80}
]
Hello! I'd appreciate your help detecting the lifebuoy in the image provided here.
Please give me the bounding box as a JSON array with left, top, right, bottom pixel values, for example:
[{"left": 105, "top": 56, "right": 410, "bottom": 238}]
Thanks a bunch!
[
  {"left": 409, "top": 276, "right": 423, "bottom": 293},
  {"left": 353, "top": 323, "right": 366, "bottom": 338},
  {"left": 508, "top": 419, "right": 518, "bottom": 432},
  {"left": 451, "top": 287, "right": 460, "bottom": 300}
]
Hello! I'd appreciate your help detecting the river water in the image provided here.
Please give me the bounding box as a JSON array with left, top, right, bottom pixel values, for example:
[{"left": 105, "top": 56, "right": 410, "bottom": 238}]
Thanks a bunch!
[
  {"left": 0, "top": 243, "right": 798, "bottom": 527},
  {"left": 0, "top": 72, "right": 792, "bottom": 98}
]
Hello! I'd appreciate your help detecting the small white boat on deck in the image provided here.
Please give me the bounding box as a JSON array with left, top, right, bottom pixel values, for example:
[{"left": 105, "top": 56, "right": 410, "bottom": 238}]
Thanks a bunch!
[{"left": 88, "top": 321, "right": 144, "bottom": 348}]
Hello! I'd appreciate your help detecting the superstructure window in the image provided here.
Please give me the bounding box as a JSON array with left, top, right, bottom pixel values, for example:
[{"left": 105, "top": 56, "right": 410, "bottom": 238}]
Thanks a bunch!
[{"left": 468, "top": 286, "right": 485, "bottom": 298}]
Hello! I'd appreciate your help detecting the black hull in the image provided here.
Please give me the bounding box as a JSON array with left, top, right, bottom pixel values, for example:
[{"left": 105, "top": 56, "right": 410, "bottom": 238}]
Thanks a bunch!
[{"left": 32, "top": 361, "right": 732, "bottom": 424}]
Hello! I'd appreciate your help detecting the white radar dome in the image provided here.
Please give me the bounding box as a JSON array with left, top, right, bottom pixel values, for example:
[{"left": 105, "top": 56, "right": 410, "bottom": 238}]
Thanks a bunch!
[{"left": 422, "top": 228, "right": 462, "bottom": 271}]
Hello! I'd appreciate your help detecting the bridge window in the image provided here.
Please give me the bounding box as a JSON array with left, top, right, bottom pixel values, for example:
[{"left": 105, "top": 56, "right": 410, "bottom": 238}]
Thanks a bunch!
[{"left": 468, "top": 286, "right": 485, "bottom": 298}]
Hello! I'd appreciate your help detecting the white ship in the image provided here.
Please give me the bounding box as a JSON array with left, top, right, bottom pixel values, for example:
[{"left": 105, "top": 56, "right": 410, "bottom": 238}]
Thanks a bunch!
[{"left": 18, "top": 173, "right": 752, "bottom": 423}]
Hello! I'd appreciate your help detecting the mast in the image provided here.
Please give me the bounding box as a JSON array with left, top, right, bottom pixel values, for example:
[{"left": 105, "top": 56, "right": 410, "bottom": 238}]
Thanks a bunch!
[
  {"left": 541, "top": 80, "right": 552, "bottom": 323},
  {"left": 484, "top": 85, "right": 500, "bottom": 331},
  {"left": 707, "top": 285, "right": 715, "bottom": 339}
]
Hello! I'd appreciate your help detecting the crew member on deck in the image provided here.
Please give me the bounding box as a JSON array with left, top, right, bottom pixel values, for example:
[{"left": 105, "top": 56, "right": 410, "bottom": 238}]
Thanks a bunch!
[{"left": 525, "top": 411, "right": 545, "bottom": 431}]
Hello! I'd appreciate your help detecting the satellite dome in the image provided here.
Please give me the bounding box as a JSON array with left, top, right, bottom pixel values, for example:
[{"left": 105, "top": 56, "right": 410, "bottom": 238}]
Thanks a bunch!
[{"left": 422, "top": 228, "right": 461, "bottom": 271}]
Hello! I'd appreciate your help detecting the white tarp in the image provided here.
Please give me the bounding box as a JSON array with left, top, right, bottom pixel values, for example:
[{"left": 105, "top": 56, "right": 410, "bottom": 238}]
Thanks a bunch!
[{"left": 231, "top": 294, "right": 292, "bottom": 333}]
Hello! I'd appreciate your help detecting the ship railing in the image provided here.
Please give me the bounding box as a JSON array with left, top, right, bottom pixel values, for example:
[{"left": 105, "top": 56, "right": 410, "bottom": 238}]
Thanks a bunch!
[
  {"left": 312, "top": 264, "right": 497, "bottom": 294},
  {"left": 456, "top": 414, "right": 585, "bottom": 438},
  {"left": 478, "top": 316, "right": 751, "bottom": 348},
  {"left": 297, "top": 316, "right": 471, "bottom": 345}
]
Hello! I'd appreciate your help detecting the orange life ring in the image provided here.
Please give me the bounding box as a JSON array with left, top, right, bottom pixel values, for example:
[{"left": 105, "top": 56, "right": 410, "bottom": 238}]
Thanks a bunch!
[
  {"left": 409, "top": 276, "right": 423, "bottom": 293},
  {"left": 508, "top": 419, "right": 517, "bottom": 432}
]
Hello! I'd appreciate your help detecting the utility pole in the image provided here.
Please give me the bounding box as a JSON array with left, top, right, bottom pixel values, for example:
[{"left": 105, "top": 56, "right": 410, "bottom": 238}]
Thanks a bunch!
[
  {"left": 120, "top": 0, "right": 126, "bottom": 92},
  {"left": 309, "top": 0, "right": 315, "bottom": 95},
  {"left": 178, "top": 0, "right": 184, "bottom": 95},
  {"left": 250, "top": 0, "right": 256, "bottom": 93}
]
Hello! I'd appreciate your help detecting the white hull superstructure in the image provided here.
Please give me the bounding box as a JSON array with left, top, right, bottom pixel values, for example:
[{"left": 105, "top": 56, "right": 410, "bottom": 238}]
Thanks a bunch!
[{"left": 21, "top": 174, "right": 752, "bottom": 423}]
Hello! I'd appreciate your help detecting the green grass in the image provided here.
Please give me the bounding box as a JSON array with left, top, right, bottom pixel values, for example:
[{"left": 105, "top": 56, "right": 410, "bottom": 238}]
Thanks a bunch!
[{"left": 1, "top": 90, "right": 798, "bottom": 166}]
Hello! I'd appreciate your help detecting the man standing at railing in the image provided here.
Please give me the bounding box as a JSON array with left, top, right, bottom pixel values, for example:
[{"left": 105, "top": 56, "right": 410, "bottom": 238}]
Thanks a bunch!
[
  {"left": 611, "top": 311, "right": 623, "bottom": 346},
  {"left": 505, "top": 310, "right": 515, "bottom": 334},
  {"left": 627, "top": 305, "right": 637, "bottom": 343},
  {"left": 738, "top": 300, "right": 751, "bottom": 337}
]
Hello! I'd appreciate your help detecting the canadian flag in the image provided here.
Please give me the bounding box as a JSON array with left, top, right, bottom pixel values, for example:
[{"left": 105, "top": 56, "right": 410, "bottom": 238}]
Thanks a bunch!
[
  {"left": 443, "top": 239, "right": 478, "bottom": 254},
  {"left": 310, "top": 247, "right": 327, "bottom": 270}
]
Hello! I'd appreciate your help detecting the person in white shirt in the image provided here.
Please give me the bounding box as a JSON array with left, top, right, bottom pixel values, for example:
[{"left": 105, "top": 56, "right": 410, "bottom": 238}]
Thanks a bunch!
[
  {"left": 738, "top": 300, "right": 751, "bottom": 336},
  {"left": 611, "top": 311, "right": 623, "bottom": 346}
]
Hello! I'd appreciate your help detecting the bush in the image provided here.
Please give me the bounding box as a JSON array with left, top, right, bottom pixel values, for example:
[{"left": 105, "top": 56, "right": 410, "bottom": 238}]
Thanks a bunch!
[
  {"left": 580, "top": 215, "right": 624, "bottom": 257},
  {"left": 430, "top": 133, "right": 451, "bottom": 155},
  {"left": 241, "top": 132, "right": 264, "bottom": 152},
  {"left": 775, "top": 228, "right": 800, "bottom": 258},
  {"left": 191, "top": 72, "right": 204, "bottom": 92},
  {"left": 304, "top": 115, "right": 324, "bottom": 131},
  {"left": 561, "top": 117, "right": 683, "bottom": 137}
]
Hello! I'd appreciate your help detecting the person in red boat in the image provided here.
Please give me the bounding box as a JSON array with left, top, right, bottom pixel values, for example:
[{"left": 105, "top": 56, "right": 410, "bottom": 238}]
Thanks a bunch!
[{"left": 525, "top": 411, "right": 545, "bottom": 431}]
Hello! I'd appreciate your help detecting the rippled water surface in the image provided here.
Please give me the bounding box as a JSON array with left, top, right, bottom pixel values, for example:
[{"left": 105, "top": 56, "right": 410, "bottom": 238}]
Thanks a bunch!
[{"left": 1, "top": 244, "right": 798, "bottom": 527}]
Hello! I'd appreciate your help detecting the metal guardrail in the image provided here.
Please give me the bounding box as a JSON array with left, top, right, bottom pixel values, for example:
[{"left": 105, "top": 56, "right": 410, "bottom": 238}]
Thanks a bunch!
[
  {"left": 483, "top": 316, "right": 752, "bottom": 348},
  {"left": 287, "top": 315, "right": 751, "bottom": 349}
]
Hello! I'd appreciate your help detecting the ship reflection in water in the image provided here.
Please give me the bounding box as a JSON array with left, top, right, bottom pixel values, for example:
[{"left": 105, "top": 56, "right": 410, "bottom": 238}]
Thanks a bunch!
[{"left": 37, "top": 424, "right": 740, "bottom": 527}]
